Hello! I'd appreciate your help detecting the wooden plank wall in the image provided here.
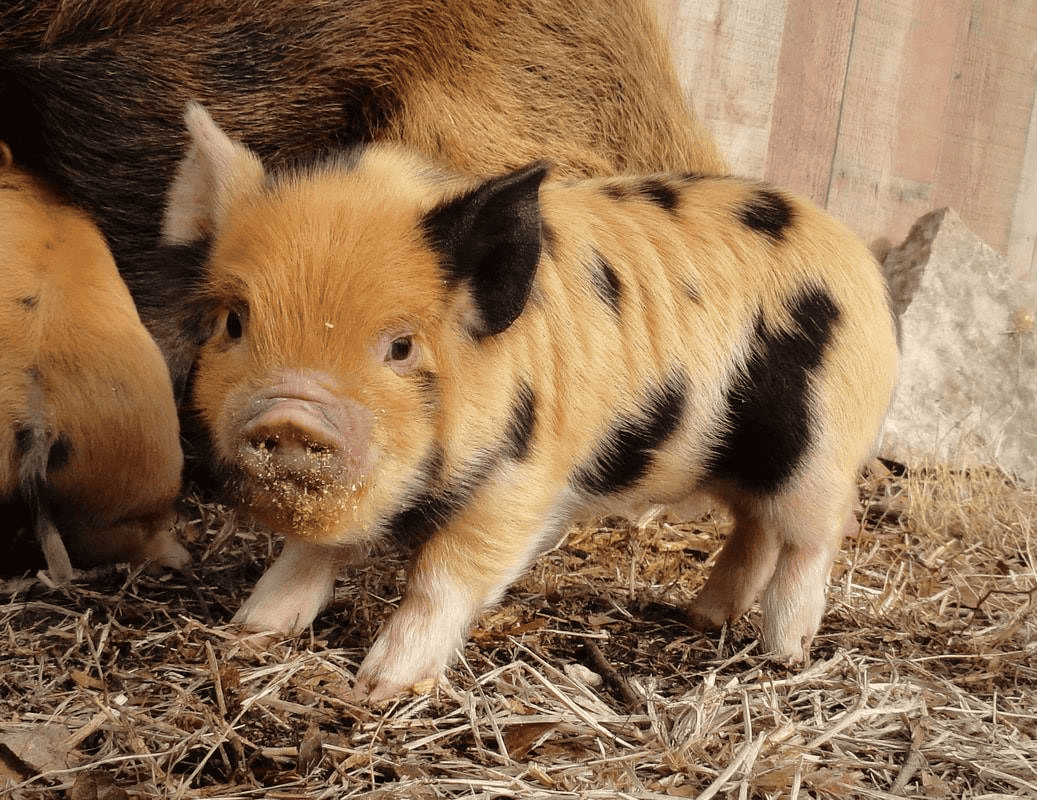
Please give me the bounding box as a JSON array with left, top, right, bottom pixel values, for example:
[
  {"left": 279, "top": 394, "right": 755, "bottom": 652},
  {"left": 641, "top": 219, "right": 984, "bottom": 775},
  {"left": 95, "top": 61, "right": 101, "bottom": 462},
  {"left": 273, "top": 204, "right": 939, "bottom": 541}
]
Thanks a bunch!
[{"left": 655, "top": 0, "right": 1037, "bottom": 280}]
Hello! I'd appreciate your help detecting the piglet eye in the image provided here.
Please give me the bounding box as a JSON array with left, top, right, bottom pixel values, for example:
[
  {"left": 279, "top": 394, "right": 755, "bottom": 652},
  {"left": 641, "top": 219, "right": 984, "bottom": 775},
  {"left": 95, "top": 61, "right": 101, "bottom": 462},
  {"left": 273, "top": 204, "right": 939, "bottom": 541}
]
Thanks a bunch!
[
  {"left": 225, "top": 310, "right": 243, "bottom": 339},
  {"left": 389, "top": 336, "right": 413, "bottom": 361},
  {"left": 379, "top": 330, "right": 418, "bottom": 375}
]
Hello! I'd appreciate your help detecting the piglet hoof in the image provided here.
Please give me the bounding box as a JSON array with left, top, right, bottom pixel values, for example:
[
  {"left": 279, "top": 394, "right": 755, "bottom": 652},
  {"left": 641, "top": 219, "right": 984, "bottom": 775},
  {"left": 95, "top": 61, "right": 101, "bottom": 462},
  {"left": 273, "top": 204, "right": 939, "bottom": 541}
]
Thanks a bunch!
[
  {"left": 348, "top": 673, "right": 439, "bottom": 704},
  {"left": 350, "top": 631, "right": 449, "bottom": 703},
  {"left": 230, "top": 578, "right": 330, "bottom": 642},
  {"left": 761, "top": 631, "right": 813, "bottom": 666},
  {"left": 230, "top": 600, "right": 310, "bottom": 640},
  {"left": 684, "top": 598, "right": 738, "bottom": 632},
  {"left": 230, "top": 591, "right": 328, "bottom": 641},
  {"left": 685, "top": 607, "right": 723, "bottom": 633},
  {"left": 232, "top": 628, "right": 282, "bottom": 650}
]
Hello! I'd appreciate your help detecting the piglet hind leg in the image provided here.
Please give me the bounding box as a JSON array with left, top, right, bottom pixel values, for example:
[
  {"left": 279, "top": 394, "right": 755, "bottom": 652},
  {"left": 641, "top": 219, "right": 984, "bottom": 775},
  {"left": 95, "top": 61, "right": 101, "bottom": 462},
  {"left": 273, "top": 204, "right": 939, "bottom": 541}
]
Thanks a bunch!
[
  {"left": 232, "top": 534, "right": 342, "bottom": 637},
  {"left": 686, "top": 496, "right": 781, "bottom": 633},
  {"left": 756, "top": 480, "right": 857, "bottom": 662},
  {"left": 687, "top": 476, "right": 855, "bottom": 663},
  {"left": 353, "top": 493, "right": 557, "bottom": 702}
]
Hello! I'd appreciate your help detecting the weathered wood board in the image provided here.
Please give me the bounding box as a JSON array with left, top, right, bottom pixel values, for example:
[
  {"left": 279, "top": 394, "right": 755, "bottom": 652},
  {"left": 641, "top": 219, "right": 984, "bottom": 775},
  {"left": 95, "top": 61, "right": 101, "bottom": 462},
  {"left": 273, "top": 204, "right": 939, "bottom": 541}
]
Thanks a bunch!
[{"left": 656, "top": 0, "right": 1037, "bottom": 280}]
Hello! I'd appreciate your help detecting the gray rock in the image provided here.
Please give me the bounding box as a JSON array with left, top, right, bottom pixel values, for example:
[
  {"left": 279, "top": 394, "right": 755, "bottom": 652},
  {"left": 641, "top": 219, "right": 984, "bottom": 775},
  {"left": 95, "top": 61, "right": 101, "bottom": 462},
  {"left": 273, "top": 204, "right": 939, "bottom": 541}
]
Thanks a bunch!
[{"left": 880, "top": 208, "right": 1037, "bottom": 484}]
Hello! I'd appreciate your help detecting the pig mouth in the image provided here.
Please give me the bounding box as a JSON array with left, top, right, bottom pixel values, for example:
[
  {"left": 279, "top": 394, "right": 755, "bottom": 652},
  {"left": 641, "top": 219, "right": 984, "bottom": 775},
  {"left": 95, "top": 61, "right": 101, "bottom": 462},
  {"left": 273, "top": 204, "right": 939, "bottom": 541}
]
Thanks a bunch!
[
  {"left": 217, "top": 375, "right": 376, "bottom": 538},
  {"left": 229, "top": 456, "right": 369, "bottom": 538},
  {"left": 230, "top": 432, "right": 368, "bottom": 536},
  {"left": 240, "top": 426, "right": 343, "bottom": 489}
]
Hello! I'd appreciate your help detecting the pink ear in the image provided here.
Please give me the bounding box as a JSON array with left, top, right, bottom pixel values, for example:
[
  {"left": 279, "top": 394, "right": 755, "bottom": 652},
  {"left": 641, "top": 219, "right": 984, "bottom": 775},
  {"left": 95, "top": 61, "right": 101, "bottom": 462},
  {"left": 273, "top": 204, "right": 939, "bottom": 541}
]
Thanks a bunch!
[{"left": 161, "top": 102, "right": 265, "bottom": 245}]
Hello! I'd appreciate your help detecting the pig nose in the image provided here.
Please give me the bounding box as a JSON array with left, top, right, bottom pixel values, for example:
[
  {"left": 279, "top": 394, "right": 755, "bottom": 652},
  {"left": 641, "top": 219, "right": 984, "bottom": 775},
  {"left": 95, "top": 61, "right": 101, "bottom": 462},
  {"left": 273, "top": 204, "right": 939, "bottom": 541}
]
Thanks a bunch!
[
  {"left": 246, "top": 422, "right": 337, "bottom": 473},
  {"left": 234, "top": 380, "right": 373, "bottom": 488},
  {"left": 239, "top": 409, "right": 349, "bottom": 484}
]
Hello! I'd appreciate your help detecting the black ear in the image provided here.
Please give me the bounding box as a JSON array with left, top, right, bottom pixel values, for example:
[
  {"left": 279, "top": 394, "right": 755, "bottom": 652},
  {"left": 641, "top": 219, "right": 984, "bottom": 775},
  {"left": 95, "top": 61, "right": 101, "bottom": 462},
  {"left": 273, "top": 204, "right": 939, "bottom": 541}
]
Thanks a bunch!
[{"left": 423, "top": 162, "right": 548, "bottom": 338}]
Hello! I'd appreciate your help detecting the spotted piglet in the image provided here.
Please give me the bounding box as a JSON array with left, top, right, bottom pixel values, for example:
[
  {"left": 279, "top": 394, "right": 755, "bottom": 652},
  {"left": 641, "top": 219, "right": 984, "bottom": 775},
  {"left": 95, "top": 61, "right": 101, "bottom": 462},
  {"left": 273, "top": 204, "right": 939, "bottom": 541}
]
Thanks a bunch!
[
  {"left": 164, "top": 104, "right": 899, "bottom": 701},
  {"left": 0, "top": 144, "right": 188, "bottom": 579}
]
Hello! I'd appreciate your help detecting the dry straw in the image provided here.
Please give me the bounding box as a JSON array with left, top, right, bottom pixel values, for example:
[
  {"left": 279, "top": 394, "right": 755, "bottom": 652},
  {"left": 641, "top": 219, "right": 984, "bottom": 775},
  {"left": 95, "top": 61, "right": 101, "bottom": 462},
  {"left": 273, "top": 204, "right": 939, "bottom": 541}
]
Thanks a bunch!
[{"left": 2, "top": 458, "right": 1034, "bottom": 798}]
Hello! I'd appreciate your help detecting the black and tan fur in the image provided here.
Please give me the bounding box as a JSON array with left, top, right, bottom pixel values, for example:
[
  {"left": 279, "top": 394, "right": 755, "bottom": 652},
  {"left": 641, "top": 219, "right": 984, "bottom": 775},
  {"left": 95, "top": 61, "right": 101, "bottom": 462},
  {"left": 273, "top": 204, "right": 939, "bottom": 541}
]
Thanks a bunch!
[
  {"left": 165, "top": 106, "right": 899, "bottom": 701},
  {"left": 0, "top": 0, "right": 726, "bottom": 397},
  {"left": 0, "top": 144, "right": 187, "bottom": 578}
]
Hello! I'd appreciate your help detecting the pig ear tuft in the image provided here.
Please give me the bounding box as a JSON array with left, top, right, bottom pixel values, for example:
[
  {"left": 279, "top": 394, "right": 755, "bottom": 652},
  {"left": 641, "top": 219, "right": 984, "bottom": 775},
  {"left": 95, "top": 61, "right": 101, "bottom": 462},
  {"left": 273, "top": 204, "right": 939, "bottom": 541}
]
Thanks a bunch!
[
  {"left": 424, "top": 162, "right": 549, "bottom": 338},
  {"left": 161, "top": 102, "right": 266, "bottom": 245}
]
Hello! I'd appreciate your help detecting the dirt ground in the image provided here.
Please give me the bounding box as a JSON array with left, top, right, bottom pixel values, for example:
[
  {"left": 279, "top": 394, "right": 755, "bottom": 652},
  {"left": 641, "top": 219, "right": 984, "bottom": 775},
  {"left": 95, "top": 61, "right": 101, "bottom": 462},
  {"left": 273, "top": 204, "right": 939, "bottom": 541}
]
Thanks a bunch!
[{"left": 2, "top": 459, "right": 1035, "bottom": 799}]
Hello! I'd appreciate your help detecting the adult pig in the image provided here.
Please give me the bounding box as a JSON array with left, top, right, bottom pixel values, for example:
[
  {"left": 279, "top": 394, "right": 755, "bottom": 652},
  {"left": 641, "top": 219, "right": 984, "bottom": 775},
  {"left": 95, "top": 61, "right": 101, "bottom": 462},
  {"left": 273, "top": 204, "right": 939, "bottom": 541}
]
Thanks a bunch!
[
  {"left": 165, "top": 105, "right": 898, "bottom": 700},
  {"left": 0, "top": 143, "right": 188, "bottom": 578},
  {"left": 0, "top": 0, "right": 726, "bottom": 398}
]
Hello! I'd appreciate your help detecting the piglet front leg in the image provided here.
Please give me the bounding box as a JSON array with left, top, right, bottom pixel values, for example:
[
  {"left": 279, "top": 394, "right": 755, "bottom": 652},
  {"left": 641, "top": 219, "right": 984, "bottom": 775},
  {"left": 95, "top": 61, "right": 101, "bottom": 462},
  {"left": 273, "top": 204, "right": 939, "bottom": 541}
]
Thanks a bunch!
[
  {"left": 351, "top": 561, "right": 476, "bottom": 701},
  {"left": 352, "top": 490, "right": 557, "bottom": 701},
  {"left": 233, "top": 535, "right": 341, "bottom": 636}
]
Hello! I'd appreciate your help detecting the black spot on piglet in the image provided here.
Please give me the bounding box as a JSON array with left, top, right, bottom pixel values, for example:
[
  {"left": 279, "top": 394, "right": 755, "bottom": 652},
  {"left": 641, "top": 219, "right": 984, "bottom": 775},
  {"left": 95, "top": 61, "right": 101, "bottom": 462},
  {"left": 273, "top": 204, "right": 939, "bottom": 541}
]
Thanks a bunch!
[
  {"left": 590, "top": 251, "right": 623, "bottom": 316},
  {"left": 573, "top": 369, "right": 687, "bottom": 495},
  {"left": 636, "top": 178, "right": 680, "bottom": 213},
  {"left": 739, "top": 188, "right": 794, "bottom": 241},
  {"left": 503, "top": 382, "right": 537, "bottom": 461},
  {"left": 706, "top": 285, "right": 840, "bottom": 493},
  {"left": 386, "top": 447, "right": 489, "bottom": 547},
  {"left": 601, "top": 177, "right": 680, "bottom": 213}
]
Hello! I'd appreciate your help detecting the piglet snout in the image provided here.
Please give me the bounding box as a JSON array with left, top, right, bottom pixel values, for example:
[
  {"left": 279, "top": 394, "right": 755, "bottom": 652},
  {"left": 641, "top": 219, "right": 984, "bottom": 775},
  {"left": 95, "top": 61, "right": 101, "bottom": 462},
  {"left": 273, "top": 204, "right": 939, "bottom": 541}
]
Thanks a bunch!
[
  {"left": 236, "top": 373, "right": 371, "bottom": 489},
  {"left": 243, "top": 402, "right": 341, "bottom": 476}
]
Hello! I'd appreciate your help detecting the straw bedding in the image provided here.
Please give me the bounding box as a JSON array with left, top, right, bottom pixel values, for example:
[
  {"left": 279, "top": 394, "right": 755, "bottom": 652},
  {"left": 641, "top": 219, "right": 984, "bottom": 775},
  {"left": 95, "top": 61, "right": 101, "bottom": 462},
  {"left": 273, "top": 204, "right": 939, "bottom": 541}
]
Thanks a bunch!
[{"left": 2, "top": 459, "right": 1035, "bottom": 798}]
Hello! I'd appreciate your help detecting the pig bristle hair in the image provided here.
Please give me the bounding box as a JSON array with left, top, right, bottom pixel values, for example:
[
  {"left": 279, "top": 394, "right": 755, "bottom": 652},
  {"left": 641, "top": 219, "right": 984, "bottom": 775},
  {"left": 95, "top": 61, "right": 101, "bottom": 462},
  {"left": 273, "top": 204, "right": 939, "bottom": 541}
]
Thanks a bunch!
[
  {"left": 1, "top": 155, "right": 186, "bottom": 576},
  {"left": 1, "top": 0, "right": 729, "bottom": 392},
  {"left": 181, "top": 106, "right": 898, "bottom": 703}
]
